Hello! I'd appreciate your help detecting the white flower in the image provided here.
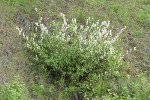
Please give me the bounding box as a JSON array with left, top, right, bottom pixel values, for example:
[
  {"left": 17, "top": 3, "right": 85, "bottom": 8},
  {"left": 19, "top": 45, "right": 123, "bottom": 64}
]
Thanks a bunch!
[
  {"left": 67, "top": 35, "right": 71, "bottom": 42},
  {"left": 35, "top": 22, "right": 39, "bottom": 26},
  {"left": 72, "top": 18, "right": 77, "bottom": 24},
  {"left": 73, "top": 26, "right": 77, "bottom": 33},
  {"left": 86, "top": 17, "right": 92, "bottom": 25},
  {"left": 80, "top": 25, "right": 84, "bottom": 29},
  {"left": 40, "top": 24, "right": 48, "bottom": 34},
  {"left": 16, "top": 26, "right": 23, "bottom": 35},
  {"left": 37, "top": 46, "right": 40, "bottom": 49},
  {"left": 101, "top": 21, "right": 107, "bottom": 27},
  {"left": 60, "top": 12, "right": 63, "bottom": 16},
  {"left": 126, "top": 50, "right": 129, "bottom": 55},
  {"left": 26, "top": 43, "right": 30, "bottom": 48},
  {"left": 129, "top": 48, "right": 132, "bottom": 52},
  {"left": 22, "top": 32, "right": 25, "bottom": 38},
  {"left": 45, "top": 28, "right": 48, "bottom": 34},
  {"left": 35, "top": 8, "right": 38, "bottom": 12},
  {"left": 35, "top": 27, "right": 38, "bottom": 31},
  {"left": 134, "top": 47, "right": 136, "bottom": 51},
  {"left": 16, "top": 26, "right": 19, "bottom": 31},
  {"left": 26, "top": 36, "right": 28, "bottom": 41}
]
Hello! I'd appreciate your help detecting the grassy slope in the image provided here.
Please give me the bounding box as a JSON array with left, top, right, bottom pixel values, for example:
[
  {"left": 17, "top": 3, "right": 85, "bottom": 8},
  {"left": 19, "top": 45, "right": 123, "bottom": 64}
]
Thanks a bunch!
[
  {"left": 0, "top": 0, "right": 149, "bottom": 99},
  {"left": 0, "top": 2, "right": 30, "bottom": 84}
]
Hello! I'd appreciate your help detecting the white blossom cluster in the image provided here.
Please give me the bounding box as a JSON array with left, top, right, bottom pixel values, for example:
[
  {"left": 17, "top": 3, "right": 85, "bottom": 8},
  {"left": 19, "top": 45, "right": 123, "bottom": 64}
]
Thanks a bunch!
[
  {"left": 34, "top": 17, "right": 48, "bottom": 34},
  {"left": 16, "top": 8, "right": 49, "bottom": 50},
  {"left": 16, "top": 12, "right": 126, "bottom": 62},
  {"left": 56, "top": 13, "right": 126, "bottom": 60}
]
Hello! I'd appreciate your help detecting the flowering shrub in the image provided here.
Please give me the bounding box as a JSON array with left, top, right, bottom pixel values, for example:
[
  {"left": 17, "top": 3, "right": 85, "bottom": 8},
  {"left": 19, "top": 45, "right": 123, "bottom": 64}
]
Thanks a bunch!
[{"left": 16, "top": 13, "right": 126, "bottom": 99}]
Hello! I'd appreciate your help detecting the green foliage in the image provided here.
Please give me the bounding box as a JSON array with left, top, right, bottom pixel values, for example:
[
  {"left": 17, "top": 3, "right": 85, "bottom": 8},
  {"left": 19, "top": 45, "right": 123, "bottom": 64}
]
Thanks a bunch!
[
  {"left": 2, "top": 0, "right": 33, "bottom": 6},
  {"left": 0, "top": 75, "right": 29, "bottom": 100},
  {"left": 117, "top": 8, "right": 130, "bottom": 25},
  {"left": 133, "top": 30, "right": 143, "bottom": 37},
  {"left": 21, "top": 13, "right": 126, "bottom": 99},
  {"left": 30, "top": 84, "right": 54, "bottom": 100},
  {"left": 136, "top": 11, "right": 150, "bottom": 27},
  {"left": 0, "top": 85, "right": 6, "bottom": 100},
  {"left": 76, "top": 8, "right": 86, "bottom": 24},
  {"left": 2, "top": 0, "right": 24, "bottom": 6},
  {"left": 131, "top": 73, "right": 150, "bottom": 100},
  {"left": 140, "top": 0, "right": 150, "bottom": 5},
  {"left": 87, "top": 0, "right": 106, "bottom": 5},
  {"left": 107, "top": 3, "right": 120, "bottom": 13},
  {"left": 31, "top": 84, "right": 45, "bottom": 97}
]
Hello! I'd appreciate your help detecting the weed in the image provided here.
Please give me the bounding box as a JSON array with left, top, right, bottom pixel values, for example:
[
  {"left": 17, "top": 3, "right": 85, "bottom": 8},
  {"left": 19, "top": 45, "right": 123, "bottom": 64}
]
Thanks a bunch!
[
  {"left": 136, "top": 11, "right": 150, "bottom": 27},
  {"left": 76, "top": 8, "right": 87, "bottom": 24},
  {"left": 0, "top": 75, "right": 29, "bottom": 100},
  {"left": 107, "top": 3, "right": 120, "bottom": 13}
]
